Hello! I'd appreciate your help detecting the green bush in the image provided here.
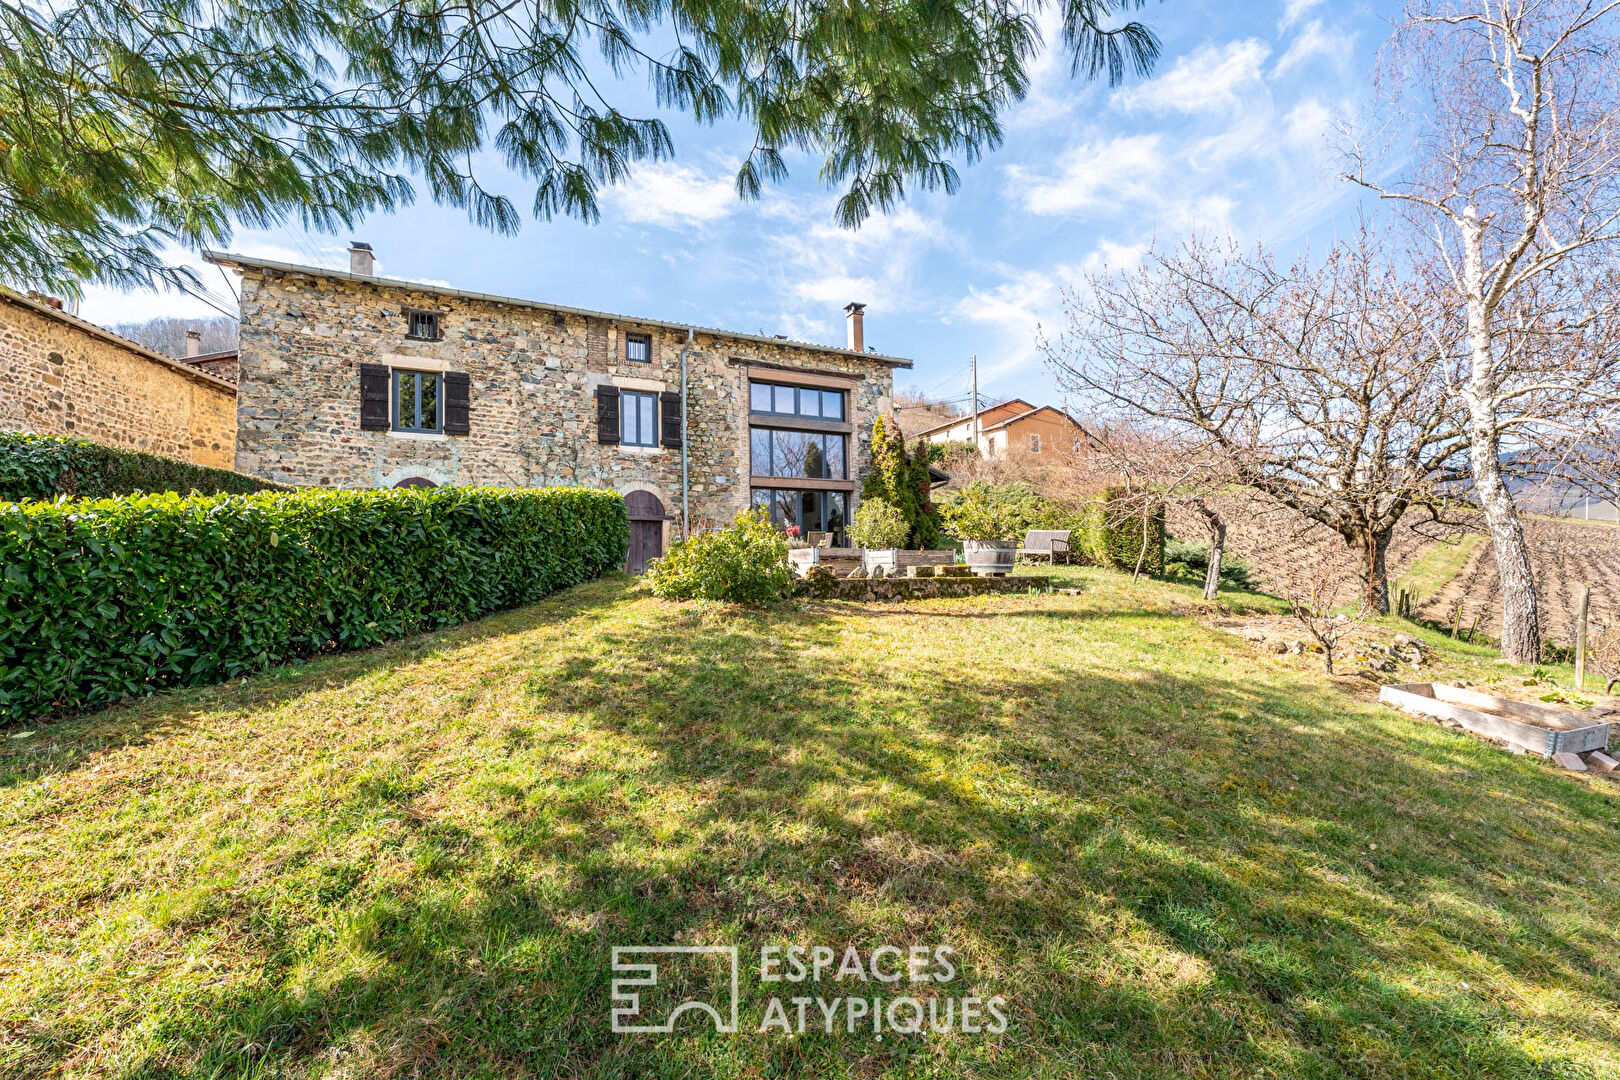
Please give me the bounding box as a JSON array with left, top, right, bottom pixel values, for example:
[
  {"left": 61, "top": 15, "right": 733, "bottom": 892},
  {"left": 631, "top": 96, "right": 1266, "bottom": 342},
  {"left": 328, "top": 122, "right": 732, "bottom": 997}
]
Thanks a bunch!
[
  {"left": 0, "top": 486, "right": 627, "bottom": 722},
  {"left": 938, "top": 483, "right": 1084, "bottom": 544},
  {"left": 1164, "top": 538, "right": 1254, "bottom": 589},
  {"left": 0, "top": 431, "right": 284, "bottom": 502},
  {"left": 1083, "top": 487, "right": 1165, "bottom": 575},
  {"left": 848, "top": 498, "right": 910, "bottom": 549},
  {"left": 649, "top": 509, "right": 794, "bottom": 603}
]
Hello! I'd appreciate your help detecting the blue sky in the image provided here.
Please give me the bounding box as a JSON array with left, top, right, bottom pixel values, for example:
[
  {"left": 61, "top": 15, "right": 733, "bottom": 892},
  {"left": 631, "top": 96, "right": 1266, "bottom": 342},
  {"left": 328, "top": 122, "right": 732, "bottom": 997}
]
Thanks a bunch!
[{"left": 80, "top": 0, "right": 1393, "bottom": 406}]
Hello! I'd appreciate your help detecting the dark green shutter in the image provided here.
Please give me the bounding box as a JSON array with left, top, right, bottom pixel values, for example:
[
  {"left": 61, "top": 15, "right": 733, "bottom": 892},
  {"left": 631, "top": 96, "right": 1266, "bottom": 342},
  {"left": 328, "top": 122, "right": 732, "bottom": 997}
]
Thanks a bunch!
[
  {"left": 659, "top": 391, "right": 682, "bottom": 448},
  {"left": 443, "top": 371, "right": 470, "bottom": 435},
  {"left": 596, "top": 385, "right": 621, "bottom": 443},
  {"left": 360, "top": 364, "right": 390, "bottom": 430}
]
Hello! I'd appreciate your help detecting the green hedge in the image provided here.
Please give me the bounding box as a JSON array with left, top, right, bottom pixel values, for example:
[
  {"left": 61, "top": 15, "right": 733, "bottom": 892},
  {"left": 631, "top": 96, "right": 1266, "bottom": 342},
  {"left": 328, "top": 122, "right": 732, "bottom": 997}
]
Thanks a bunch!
[
  {"left": 0, "top": 486, "right": 628, "bottom": 722},
  {"left": 0, "top": 431, "right": 283, "bottom": 502},
  {"left": 1084, "top": 486, "right": 1166, "bottom": 575}
]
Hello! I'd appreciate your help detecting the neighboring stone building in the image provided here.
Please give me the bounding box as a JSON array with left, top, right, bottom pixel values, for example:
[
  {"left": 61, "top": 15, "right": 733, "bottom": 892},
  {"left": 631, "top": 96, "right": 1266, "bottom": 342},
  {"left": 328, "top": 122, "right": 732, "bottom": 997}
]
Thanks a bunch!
[
  {"left": 180, "top": 330, "right": 241, "bottom": 384},
  {"left": 0, "top": 286, "right": 237, "bottom": 469},
  {"left": 207, "top": 245, "right": 911, "bottom": 568},
  {"left": 916, "top": 398, "right": 1096, "bottom": 462}
]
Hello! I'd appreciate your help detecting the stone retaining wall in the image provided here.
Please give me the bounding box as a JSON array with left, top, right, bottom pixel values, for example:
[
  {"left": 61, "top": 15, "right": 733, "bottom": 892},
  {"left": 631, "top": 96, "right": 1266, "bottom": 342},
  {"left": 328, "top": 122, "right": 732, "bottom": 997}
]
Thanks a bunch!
[{"left": 796, "top": 576, "right": 1053, "bottom": 601}]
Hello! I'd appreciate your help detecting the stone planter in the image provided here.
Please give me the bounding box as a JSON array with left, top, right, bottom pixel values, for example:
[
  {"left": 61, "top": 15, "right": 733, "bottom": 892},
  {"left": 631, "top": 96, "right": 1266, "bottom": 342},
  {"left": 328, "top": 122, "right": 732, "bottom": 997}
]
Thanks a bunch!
[
  {"left": 861, "top": 548, "right": 901, "bottom": 574},
  {"left": 962, "top": 539, "right": 1017, "bottom": 576}
]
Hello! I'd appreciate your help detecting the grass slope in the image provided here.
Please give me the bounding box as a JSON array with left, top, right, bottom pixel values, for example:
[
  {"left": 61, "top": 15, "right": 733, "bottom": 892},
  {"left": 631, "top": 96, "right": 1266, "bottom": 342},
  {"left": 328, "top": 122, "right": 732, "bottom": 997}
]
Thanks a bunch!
[
  {"left": 1392, "top": 535, "right": 1489, "bottom": 612},
  {"left": 2, "top": 571, "right": 1618, "bottom": 1079}
]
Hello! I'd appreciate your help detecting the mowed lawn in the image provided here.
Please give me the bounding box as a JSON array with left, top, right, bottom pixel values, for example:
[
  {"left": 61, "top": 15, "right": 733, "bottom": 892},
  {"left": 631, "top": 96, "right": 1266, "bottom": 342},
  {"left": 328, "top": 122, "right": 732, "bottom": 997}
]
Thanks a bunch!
[{"left": 3, "top": 571, "right": 1619, "bottom": 1079}]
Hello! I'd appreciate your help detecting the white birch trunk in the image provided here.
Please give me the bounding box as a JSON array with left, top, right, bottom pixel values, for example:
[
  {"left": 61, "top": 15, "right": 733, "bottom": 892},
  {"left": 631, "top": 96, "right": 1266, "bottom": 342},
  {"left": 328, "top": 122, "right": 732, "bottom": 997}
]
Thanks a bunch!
[{"left": 1463, "top": 211, "right": 1542, "bottom": 661}]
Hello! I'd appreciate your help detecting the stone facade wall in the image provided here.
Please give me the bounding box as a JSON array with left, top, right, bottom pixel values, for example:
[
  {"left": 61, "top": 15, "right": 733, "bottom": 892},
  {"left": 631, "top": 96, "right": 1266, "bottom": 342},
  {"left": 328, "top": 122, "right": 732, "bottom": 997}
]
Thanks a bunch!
[
  {"left": 0, "top": 293, "right": 237, "bottom": 468},
  {"left": 232, "top": 269, "right": 898, "bottom": 538}
]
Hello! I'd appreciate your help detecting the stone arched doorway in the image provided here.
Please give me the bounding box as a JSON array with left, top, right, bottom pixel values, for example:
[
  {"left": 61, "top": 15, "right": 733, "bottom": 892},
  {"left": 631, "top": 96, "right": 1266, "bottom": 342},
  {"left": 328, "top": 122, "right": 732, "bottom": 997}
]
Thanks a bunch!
[
  {"left": 625, "top": 490, "right": 670, "bottom": 573},
  {"left": 394, "top": 476, "right": 437, "bottom": 489}
]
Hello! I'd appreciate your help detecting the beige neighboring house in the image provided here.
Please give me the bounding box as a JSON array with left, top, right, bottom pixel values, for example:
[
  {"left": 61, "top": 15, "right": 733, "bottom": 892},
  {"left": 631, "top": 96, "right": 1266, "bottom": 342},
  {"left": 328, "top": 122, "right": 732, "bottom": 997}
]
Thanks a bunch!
[
  {"left": 915, "top": 398, "right": 1094, "bottom": 460},
  {"left": 0, "top": 286, "right": 238, "bottom": 469},
  {"left": 206, "top": 244, "right": 912, "bottom": 570}
]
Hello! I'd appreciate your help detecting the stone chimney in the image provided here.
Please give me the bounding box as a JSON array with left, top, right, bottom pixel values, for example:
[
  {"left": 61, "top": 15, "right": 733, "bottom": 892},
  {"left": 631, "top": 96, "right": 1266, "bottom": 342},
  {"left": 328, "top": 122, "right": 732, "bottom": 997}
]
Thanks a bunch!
[
  {"left": 844, "top": 302, "right": 866, "bottom": 353},
  {"left": 349, "top": 241, "right": 375, "bottom": 276},
  {"left": 185, "top": 329, "right": 202, "bottom": 358}
]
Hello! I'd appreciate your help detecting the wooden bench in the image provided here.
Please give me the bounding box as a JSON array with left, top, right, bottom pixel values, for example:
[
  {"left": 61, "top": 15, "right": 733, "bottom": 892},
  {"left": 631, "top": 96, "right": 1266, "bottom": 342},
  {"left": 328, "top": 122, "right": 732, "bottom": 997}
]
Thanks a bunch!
[{"left": 1018, "top": 529, "right": 1073, "bottom": 565}]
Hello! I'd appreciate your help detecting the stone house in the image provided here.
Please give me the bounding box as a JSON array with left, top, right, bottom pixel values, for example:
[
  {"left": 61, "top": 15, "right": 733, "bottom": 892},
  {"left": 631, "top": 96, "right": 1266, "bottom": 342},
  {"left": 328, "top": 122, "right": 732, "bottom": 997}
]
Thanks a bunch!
[
  {"left": 206, "top": 244, "right": 912, "bottom": 569},
  {"left": 0, "top": 286, "right": 237, "bottom": 468}
]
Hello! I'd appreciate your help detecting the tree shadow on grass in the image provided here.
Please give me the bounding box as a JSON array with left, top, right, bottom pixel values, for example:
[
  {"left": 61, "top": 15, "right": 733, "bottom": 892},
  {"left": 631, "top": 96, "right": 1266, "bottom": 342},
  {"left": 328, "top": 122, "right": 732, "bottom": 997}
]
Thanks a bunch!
[{"left": 6, "top": 590, "right": 1620, "bottom": 1079}]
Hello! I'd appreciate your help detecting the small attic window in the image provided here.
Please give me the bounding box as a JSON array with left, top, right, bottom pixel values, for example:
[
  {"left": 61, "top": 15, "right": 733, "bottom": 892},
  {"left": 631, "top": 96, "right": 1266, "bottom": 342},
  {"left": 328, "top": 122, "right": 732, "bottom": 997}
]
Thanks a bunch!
[{"left": 403, "top": 308, "right": 442, "bottom": 341}]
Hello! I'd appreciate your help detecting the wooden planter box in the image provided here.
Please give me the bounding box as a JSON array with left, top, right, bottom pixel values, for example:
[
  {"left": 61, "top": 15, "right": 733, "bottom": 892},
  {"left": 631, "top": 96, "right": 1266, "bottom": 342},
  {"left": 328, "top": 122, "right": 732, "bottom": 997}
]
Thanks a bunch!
[{"left": 1379, "top": 682, "right": 1611, "bottom": 757}]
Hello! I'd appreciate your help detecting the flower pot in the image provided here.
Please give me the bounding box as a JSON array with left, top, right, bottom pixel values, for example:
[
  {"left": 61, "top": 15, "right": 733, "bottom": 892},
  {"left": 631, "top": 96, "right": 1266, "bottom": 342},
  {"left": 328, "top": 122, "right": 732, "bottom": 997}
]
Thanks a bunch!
[{"left": 962, "top": 539, "right": 1016, "bottom": 576}]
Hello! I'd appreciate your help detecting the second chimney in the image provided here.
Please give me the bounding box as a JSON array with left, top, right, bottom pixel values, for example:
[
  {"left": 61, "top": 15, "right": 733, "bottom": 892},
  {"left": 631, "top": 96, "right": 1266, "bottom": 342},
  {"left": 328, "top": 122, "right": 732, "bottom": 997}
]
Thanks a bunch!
[
  {"left": 349, "top": 241, "right": 375, "bottom": 276},
  {"left": 844, "top": 302, "right": 866, "bottom": 353},
  {"left": 185, "top": 329, "right": 202, "bottom": 358}
]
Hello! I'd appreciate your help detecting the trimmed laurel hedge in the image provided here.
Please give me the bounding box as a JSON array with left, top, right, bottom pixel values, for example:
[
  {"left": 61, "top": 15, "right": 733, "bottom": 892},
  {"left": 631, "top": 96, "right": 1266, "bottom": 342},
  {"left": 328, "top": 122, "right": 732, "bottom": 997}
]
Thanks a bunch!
[
  {"left": 0, "top": 431, "right": 284, "bottom": 502},
  {"left": 0, "top": 486, "right": 628, "bottom": 722}
]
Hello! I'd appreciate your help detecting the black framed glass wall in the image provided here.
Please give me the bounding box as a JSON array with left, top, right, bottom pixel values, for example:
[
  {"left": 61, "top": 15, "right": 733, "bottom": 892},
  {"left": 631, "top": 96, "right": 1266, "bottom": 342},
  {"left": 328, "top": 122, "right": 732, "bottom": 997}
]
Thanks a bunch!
[
  {"left": 749, "top": 428, "right": 846, "bottom": 479},
  {"left": 751, "top": 488, "right": 849, "bottom": 546},
  {"left": 749, "top": 380, "right": 845, "bottom": 420}
]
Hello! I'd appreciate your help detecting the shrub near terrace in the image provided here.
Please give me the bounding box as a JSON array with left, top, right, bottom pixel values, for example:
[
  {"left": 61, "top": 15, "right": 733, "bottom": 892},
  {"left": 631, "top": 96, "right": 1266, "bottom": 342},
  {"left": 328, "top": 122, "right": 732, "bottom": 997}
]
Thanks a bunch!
[
  {"left": 0, "top": 486, "right": 627, "bottom": 722},
  {"left": 649, "top": 509, "right": 794, "bottom": 603}
]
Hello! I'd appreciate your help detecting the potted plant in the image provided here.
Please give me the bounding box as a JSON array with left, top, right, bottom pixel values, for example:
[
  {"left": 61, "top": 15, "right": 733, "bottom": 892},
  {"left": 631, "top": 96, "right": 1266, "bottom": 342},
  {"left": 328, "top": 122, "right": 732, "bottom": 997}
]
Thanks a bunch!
[
  {"left": 849, "top": 498, "right": 910, "bottom": 574},
  {"left": 943, "top": 486, "right": 1017, "bottom": 575}
]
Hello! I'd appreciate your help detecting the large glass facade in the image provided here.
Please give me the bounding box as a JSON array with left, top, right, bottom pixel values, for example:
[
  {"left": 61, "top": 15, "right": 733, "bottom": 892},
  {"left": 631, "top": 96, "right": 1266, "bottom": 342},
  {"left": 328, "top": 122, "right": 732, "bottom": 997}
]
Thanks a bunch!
[
  {"left": 749, "top": 428, "right": 846, "bottom": 479},
  {"left": 749, "top": 381, "right": 845, "bottom": 421},
  {"left": 752, "top": 488, "right": 849, "bottom": 546}
]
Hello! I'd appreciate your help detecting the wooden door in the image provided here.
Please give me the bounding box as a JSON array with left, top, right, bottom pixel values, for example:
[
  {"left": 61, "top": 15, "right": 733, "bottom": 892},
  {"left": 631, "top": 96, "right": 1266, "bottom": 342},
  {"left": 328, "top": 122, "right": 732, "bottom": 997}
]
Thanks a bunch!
[{"left": 625, "top": 491, "right": 668, "bottom": 573}]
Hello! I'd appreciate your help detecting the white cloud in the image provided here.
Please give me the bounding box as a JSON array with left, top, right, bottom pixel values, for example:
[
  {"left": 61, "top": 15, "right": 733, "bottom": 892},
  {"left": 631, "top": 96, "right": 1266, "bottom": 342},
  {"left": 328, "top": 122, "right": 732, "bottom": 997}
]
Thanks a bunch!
[
  {"left": 950, "top": 262, "right": 1090, "bottom": 384},
  {"left": 1284, "top": 98, "right": 1337, "bottom": 148},
  {"left": 1116, "top": 39, "right": 1270, "bottom": 114},
  {"left": 1273, "top": 19, "right": 1345, "bottom": 77},
  {"left": 1008, "top": 134, "right": 1168, "bottom": 216},
  {"left": 604, "top": 162, "right": 738, "bottom": 227},
  {"left": 1280, "top": 0, "right": 1324, "bottom": 31},
  {"left": 1081, "top": 240, "right": 1149, "bottom": 274},
  {"left": 776, "top": 205, "right": 939, "bottom": 312}
]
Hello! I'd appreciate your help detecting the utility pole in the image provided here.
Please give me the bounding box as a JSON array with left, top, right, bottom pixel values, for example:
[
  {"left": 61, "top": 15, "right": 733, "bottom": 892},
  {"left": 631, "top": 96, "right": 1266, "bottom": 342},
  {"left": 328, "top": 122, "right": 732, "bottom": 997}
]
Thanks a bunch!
[{"left": 971, "top": 353, "right": 980, "bottom": 456}]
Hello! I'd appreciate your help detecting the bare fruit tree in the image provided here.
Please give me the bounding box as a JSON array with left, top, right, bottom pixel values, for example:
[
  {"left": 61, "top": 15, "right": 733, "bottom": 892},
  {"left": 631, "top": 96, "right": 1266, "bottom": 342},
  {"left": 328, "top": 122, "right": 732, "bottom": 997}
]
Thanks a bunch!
[
  {"left": 1045, "top": 233, "right": 1470, "bottom": 614},
  {"left": 1048, "top": 426, "right": 1248, "bottom": 600},
  {"left": 1349, "top": 0, "right": 1620, "bottom": 661},
  {"left": 1285, "top": 550, "right": 1363, "bottom": 676}
]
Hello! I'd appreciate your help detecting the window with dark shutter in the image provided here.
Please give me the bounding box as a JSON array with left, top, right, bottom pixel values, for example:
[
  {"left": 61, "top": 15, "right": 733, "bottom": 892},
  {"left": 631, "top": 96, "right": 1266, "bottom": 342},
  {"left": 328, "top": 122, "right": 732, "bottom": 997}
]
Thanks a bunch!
[
  {"left": 596, "top": 385, "right": 621, "bottom": 444},
  {"left": 360, "top": 363, "right": 391, "bottom": 430},
  {"left": 659, "top": 391, "right": 682, "bottom": 448},
  {"left": 443, "top": 371, "right": 470, "bottom": 435}
]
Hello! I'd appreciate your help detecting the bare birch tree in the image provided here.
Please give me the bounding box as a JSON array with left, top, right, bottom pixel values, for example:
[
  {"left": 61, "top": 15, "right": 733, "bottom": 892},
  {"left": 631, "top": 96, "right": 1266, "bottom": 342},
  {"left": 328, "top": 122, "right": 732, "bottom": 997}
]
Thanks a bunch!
[
  {"left": 1045, "top": 234, "right": 1470, "bottom": 614},
  {"left": 1349, "top": 0, "right": 1620, "bottom": 661}
]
